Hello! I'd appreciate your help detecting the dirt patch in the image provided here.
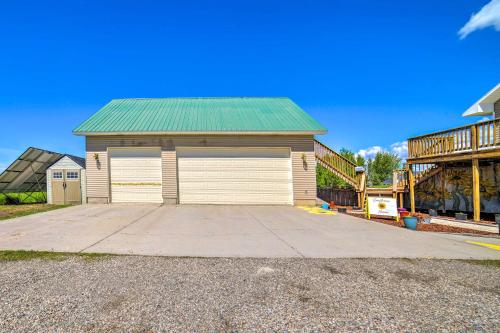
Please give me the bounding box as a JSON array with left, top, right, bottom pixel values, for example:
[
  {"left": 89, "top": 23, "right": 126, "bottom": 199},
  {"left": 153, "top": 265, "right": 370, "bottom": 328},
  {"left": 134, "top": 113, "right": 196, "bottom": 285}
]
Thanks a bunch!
[
  {"left": 393, "top": 269, "right": 436, "bottom": 284},
  {"left": 322, "top": 265, "right": 346, "bottom": 275},
  {"left": 347, "top": 212, "right": 497, "bottom": 236},
  {"left": 416, "top": 223, "right": 496, "bottom": 235},
  {"left": 0, "top": 204, "right": 69, "bottom": 221}
]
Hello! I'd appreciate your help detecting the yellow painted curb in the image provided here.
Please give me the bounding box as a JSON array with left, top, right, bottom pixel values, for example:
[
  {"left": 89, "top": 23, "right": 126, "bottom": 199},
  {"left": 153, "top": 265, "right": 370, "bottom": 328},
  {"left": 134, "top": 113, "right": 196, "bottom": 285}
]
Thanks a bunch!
[
  {"left": 466, "top": 241, "right": 500, "bottom": 251},
  {"left": 296, "top": 206, "right": 336, "bottom": 216}
]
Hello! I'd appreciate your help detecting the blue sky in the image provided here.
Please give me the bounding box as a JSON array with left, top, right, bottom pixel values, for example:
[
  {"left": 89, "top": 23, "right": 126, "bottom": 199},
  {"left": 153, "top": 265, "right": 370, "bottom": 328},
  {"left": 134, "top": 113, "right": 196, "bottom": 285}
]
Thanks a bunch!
[{"left": 1, "top": 0, "right": 500, "bottom": 171}]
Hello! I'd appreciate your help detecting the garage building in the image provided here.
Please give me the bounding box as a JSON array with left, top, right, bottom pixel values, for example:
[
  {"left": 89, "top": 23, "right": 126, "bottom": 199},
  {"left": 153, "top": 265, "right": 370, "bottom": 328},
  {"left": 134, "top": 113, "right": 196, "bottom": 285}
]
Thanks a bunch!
[{"left": 73, "top": 98, "right": 326, "bottom": 205}]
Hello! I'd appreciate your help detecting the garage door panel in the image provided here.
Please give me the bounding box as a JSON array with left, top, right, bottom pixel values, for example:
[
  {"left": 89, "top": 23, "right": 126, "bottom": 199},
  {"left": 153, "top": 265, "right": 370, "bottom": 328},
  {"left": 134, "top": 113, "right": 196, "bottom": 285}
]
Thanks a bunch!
[
  {"left": 178, "top": 171, "right": 291, "bottom": 182},
  {"left": 180, "top": 193, "right": 291, "bottom": 205},
  {"left": 178, "top": 158, "right": 290, "bottom": 168},
  {"left": 109, "top": 148, "right": 162, "bottom": 203},
  {"left": 178, "top": 148, "right": 293, "bottom": 205},
  {"left": 177, "top": 147, "right": 290, "bottom": 158},
  {"left": 179, "top": 182, "right": 292, "bottom": 192},
  {"left": 111, "top": 185, "right": 163, "bottom": 203}
]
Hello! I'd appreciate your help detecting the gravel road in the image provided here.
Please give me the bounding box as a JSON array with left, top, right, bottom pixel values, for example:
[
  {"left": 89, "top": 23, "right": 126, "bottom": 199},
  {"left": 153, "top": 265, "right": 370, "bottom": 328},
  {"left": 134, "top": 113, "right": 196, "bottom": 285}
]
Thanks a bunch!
[{"left": 0, "top": 256, "right": 499, "bottom": 332}]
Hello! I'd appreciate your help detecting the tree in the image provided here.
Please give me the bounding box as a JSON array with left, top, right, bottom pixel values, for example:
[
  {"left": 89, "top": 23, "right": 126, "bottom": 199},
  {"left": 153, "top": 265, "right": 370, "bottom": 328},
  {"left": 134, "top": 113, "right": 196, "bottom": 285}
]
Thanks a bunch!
[
  {"left": 339, "top": 148, "right": 365, "bottom": 167},
  {"left": 316, "top": 148, "right": 365, "bottom": 189},
  {"left": 316, "top": 164, "right": 346, "bottom": 188},
  {"left": 367, "top": 151, "right": 401, "bottom": 186}
]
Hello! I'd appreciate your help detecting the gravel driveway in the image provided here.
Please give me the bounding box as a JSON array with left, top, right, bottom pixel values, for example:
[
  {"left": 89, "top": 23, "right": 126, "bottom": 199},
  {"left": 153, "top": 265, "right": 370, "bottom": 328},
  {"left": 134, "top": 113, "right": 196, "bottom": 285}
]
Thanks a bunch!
[{"left": 0, "top": 256, "right": 499, "bottom": 332}]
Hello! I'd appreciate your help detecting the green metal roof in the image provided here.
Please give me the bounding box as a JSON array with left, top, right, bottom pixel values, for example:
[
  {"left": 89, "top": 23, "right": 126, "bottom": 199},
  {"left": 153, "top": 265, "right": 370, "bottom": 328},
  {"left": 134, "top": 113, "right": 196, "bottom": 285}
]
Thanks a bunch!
[{"left": 73, "top": 97, "right": 326, "bottom": 135}]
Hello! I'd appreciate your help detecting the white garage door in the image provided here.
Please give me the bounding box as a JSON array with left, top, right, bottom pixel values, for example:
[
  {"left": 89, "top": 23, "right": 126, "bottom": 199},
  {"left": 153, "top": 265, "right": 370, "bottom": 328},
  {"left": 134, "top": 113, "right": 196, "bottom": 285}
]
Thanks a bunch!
[
  {"left": 177, "top": 147, "right": 293, "bottom": 205},
  {"left": 109, "top": 148, "right": 163, "bottom": 203}
]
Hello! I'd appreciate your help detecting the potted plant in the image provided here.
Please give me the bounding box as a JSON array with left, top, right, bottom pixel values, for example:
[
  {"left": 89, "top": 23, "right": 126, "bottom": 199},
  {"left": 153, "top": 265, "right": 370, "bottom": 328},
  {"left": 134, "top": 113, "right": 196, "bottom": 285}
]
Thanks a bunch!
[{"left": 402, "top": 214, "right": 419, "bottom": 230}]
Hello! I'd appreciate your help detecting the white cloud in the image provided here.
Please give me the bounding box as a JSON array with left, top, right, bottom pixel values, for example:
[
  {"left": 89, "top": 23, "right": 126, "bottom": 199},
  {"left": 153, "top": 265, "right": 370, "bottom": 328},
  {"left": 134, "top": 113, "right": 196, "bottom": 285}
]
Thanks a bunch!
[
  {"left": 357, "top": 146, "right": 383, "bottom": 160},
  {"left": 390, "top": 141, "right": 408, "bottom": 160},
  {"left": 477, "top": 116, "right": 492, "bottom": 123},
  {"left": 357, "top": 141, "right": 408, "bottom": 161},
  {"left": 458, "top": 0, "right": 500, "bottom": 39}
]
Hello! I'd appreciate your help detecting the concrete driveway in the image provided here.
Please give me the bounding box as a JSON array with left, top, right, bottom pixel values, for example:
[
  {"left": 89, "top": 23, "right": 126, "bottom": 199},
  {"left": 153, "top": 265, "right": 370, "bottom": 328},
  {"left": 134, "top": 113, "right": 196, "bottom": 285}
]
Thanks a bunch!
[{"left": 0, "top": 204, "right": 499, "bottom": 259}]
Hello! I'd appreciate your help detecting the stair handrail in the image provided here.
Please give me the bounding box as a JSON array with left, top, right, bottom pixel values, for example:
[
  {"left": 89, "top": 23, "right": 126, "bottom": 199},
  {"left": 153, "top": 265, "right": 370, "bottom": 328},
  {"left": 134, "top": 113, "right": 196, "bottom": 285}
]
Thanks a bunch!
[
  {"left": 314, "top": 140, "right": 357, "bottom": 167},
  {"left": 314, "top": 139, "right": 365, "bottom": 190}
]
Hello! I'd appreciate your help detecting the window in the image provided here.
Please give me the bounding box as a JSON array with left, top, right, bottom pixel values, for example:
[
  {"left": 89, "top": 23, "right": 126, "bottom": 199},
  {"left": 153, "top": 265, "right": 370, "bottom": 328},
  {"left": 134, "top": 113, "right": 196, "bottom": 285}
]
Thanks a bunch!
[
  {"left": 53, "top": 171, "right": 63, "bottom": 179},
  {"left": 66, "top": 171, "right": 79, "bottom": 180}
]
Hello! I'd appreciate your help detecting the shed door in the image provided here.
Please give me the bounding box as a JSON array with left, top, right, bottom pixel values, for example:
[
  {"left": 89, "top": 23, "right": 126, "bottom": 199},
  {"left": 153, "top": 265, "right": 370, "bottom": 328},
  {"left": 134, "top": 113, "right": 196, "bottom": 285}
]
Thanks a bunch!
[
  {"left": 177, "top": 147, "right": 293, "bottom": 205},
  {"left": 51, "top": 170, "right": 65, "bottom": 205},
  {"left": 64, "top": 170, "right": 82, "bottom": 204},
  {"left": 109, "top": 148, "right": 163, "bottom": 203},
  {"left": 51, "top": 169, "right": 81, "bottom": 205}
]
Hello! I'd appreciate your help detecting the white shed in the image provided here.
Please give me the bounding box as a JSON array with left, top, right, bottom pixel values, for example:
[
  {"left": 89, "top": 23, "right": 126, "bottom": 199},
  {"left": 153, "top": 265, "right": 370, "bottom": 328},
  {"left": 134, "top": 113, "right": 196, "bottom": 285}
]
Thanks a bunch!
[{"left": 46, "top": 155, "right": 86, "bottom": 205}]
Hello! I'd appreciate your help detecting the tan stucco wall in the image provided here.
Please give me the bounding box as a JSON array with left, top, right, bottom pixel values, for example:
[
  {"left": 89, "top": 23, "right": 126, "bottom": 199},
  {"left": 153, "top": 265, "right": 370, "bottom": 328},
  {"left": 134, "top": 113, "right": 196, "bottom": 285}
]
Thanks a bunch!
[{"left": 85, "top": 135, "right": 317, "bottom": 205}]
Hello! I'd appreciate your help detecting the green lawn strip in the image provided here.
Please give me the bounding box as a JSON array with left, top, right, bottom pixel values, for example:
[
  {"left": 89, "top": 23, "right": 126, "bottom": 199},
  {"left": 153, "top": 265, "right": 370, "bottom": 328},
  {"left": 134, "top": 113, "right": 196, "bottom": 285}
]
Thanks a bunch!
[
  {"left": 368, "top": 184, "right": 392, "bottom": 188},
  {"left": 463, "top": 259, "right": 500, "bottom": 269},
  {"left": 0, "top": 250, "right": 110, "bottom": 262},
  {"left": 0, "top": 204, "right": 70, "bottom": 221},
  {"left": 0, "top": 192, "right": 46, "bottom": 204},
  {"left": 398, "top": 258, "right": 500, "bottom": 269}
]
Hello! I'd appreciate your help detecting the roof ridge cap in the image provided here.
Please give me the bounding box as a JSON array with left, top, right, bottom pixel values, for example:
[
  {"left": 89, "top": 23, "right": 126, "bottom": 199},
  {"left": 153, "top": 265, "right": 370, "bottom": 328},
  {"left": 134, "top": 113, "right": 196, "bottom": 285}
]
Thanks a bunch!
[{"left": 111, "top": 97, "right": 291, "bottom": 101}]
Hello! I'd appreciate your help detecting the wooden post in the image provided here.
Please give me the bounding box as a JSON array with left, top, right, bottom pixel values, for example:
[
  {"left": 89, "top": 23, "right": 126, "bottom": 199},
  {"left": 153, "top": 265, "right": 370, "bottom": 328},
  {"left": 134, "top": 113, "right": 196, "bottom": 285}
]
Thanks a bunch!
[
  {"left": 399, "top": 192, "right": 403, "bottom": 209},
  {"left": 472, "top": 158, "right": 480, "bottom": 222},
  {"left": 441, "top": 163, "right": 446, "bottom": 213},
  {"left": 471, "top": 124, "right": 478, "bottom": 151},
  {"left": 408, "top": 165, "right": 415, "bottom": 214}
]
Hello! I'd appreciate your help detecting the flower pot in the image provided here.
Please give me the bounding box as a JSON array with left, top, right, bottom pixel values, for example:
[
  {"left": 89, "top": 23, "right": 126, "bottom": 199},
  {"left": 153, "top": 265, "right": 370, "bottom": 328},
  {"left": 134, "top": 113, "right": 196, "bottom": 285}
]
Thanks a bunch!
[
  {"left": 422, "top": 217, "right": 431, "bottom": 224},
  {"left": 403, "top": 216, "right": 418, "bottom": 230},
  {"left": 399, "top": 211, "right": 410, "bottom": 218}
]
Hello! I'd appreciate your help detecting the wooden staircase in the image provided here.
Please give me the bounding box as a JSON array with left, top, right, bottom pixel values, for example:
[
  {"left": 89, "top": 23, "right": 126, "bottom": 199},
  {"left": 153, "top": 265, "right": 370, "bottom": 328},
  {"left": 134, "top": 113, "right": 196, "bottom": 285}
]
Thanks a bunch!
[
  {"left": 314, "top": 140, "right": 362, "bottom": 189},
  {"left": 393, "top": 164, "right": 442, "bottom": 189},
  {"left": 314, "top": 139, "right": 366, "bottom": 207},
  {"left": 414, "top": 164, "right": 442, "bottom": 185},
  {"left": 314, "top": 140, "right": 445, "bottom": 209}
]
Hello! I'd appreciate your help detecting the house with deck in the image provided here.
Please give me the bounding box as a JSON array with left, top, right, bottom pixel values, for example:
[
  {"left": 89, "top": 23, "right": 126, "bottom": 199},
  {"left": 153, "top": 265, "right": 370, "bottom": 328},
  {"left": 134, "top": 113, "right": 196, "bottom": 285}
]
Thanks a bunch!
[{"left": 406, "top": 84, "right": 500, "bottom": 221}]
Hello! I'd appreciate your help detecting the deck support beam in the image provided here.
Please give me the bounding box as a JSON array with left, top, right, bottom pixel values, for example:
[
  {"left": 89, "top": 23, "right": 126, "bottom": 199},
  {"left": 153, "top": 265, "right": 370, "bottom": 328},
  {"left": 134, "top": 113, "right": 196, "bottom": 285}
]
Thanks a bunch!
[
  {"left": 408, "top": 165, "right": 415, "bottom": 214},
  {"left": 472, "top": 158, "right": 480, "bottom": 222}
]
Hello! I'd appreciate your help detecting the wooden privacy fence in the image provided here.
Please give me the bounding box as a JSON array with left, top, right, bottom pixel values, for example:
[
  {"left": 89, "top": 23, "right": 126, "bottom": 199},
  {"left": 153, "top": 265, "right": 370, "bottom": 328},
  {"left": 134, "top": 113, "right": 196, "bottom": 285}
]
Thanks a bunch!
[
  {"left": 408, "top": 119, "right": 499, "bottom": 159},
  {"left": 317, "top": 188, "right": 358, "bottom": 207}
]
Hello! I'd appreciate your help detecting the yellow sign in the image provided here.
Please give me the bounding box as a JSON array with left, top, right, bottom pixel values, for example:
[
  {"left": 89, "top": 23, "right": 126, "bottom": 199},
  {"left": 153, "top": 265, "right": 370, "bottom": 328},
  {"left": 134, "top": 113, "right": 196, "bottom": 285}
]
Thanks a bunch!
[{"left": 366, "top": 197, "right": 399, "bottom": 221}]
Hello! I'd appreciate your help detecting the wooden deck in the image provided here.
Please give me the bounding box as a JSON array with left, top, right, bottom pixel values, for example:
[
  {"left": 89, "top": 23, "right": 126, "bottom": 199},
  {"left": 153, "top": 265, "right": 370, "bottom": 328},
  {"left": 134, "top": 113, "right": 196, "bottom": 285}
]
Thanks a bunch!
[
  {"left": 407, "top": 119, "right": 500, "bottom": 163},
  {"left": 406, "top": 118, "right": 500, "bottom": 221}
]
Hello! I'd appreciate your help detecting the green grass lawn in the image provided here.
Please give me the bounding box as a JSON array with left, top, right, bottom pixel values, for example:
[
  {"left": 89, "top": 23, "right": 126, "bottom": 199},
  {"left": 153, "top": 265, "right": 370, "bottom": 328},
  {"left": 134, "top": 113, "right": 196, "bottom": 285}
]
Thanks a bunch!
[
  {"left": 368, "top": 184, "right": 392, "bottom": 188},
  {"left": 0, "top": 204, "right": 69, "bottom": 221},
  {"left": 0, "top": 192, "right": 46, "bottom": 204},
  {"left": 0, "top": 250, "right": 109, "bottom": 261}
]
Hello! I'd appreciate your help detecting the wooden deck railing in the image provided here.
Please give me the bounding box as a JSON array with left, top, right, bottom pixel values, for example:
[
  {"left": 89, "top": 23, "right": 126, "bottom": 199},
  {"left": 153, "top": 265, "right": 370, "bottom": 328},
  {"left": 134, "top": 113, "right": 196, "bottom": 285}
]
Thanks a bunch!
[
  {"left": 392, "top": 169, "right": 408, "bottom": 191},
  {"left": 392, "top": 164, "right": 444, "bottom": 192},
  {"left": 314, "top": 139, "right": 358, "bottom": 184},
  {"left": 408, "top": 119, "right": 499, "bottom": 160}
]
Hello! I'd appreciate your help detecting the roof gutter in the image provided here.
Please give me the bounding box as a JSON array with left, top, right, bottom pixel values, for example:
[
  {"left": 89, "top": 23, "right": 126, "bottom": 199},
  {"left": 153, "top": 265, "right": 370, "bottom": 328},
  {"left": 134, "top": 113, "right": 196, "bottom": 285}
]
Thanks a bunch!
[{"left": 73, "top": 130, "right": 327, "bottom": 136}]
